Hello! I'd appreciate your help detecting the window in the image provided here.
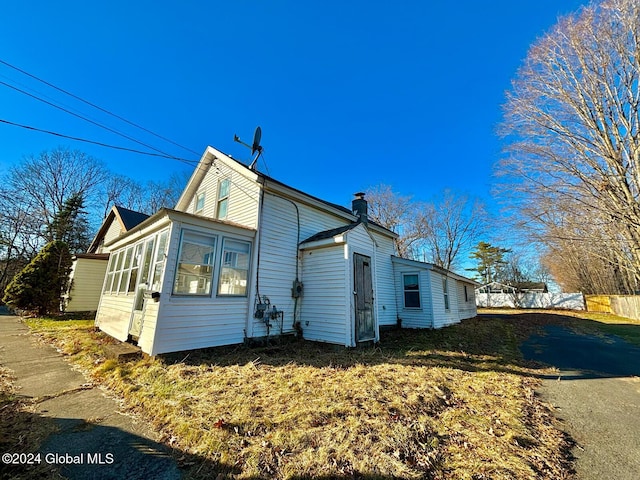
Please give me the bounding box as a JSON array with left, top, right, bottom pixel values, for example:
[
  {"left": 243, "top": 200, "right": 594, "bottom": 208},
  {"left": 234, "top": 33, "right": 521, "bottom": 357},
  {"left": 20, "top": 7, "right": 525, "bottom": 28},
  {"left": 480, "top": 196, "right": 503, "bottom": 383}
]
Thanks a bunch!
[
  {"left": 173, "top": 231, "right": 217, "bottom": 295},
  {"left": 104, "top": 252, "right": 118, "bottom": 293},
  {"left": 216, "top": 178, "right": 230, "bottom": 219},
  {"left": 403, "top": 273, "right": 420, "bottom": 308},
  {"left": 151, "top": 231, "right": 169, "bottom": 292},
  {"left": 218, "top": 239, "right": 251, "bottom": 296},
  {"left": 127, "top": 243, "right": 143, "bottom": 293},
  {"left": 464, "top": 285, "right": 468, "bottom": 302},
  {"left": 195, "top": 191, "right": 206, "bottom": 214},
  {"left": 112, "top": 251, "right": 125, "bottom": 294},
  {"left": 443, "top": 277, "right": 450, "bottom": 310}
]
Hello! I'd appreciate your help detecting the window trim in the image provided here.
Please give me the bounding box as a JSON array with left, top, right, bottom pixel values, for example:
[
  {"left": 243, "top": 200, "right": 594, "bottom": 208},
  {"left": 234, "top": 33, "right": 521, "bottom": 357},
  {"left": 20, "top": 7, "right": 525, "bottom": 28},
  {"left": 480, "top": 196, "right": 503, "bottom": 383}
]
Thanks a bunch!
[
  {"left": 443, "top": 276, "right": 450, "bottom": 310},
  {"left": 194, "top": 191, "right": 206, "bottom": 214},
  {"left": 402, "top": 272, "right": 421, "bottom": 309},
  {"left": 216, "top": 178, "right": 231, "bottom": 219}
]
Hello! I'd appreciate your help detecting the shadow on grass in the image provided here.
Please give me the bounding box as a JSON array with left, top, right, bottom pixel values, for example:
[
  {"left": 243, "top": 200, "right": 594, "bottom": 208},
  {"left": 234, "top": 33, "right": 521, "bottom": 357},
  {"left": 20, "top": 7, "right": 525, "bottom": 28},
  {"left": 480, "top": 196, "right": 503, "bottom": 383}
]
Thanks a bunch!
[{"left": 159, "top": 312, "right": 640, "bottom": 381}]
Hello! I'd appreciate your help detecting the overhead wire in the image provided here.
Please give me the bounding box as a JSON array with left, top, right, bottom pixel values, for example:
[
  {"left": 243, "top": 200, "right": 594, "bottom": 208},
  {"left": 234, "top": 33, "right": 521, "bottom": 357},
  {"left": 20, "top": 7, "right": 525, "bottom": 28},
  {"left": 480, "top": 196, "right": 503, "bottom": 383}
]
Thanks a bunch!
[
  {"left": 0, "top": 58, "right": 200, "bottom": 156},
  {"left": 0, "top": 118, "right": 198, "bottom": 163},
  {"left": 0, "top": 80, "right": 185, "bottom": 161}
]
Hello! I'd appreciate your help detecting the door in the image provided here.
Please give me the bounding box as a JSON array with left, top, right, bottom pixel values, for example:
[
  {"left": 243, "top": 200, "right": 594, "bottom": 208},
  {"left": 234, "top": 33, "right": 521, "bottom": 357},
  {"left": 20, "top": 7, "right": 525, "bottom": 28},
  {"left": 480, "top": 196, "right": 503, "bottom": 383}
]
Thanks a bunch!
[{"left": 354, "top": 253, "right": 375, "bottom": 342}]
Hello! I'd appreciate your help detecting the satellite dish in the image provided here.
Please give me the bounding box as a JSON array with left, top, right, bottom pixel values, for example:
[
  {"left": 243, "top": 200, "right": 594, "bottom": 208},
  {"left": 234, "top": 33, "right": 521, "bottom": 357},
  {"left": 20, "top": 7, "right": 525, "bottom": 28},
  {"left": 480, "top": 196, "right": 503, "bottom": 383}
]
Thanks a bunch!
[
  {"left": 233, "top": 126, "right": 264, "bottom": 170},
  {"left": 252, "top": 126, "right": 262, "bottom": 155}
]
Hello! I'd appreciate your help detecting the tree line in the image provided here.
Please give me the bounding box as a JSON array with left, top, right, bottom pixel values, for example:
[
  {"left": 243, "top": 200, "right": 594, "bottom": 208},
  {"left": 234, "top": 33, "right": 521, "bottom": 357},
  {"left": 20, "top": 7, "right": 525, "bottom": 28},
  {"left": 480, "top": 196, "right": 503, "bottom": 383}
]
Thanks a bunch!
[{"left": 0, "top": 147, "right": 188, "bottom": 296}]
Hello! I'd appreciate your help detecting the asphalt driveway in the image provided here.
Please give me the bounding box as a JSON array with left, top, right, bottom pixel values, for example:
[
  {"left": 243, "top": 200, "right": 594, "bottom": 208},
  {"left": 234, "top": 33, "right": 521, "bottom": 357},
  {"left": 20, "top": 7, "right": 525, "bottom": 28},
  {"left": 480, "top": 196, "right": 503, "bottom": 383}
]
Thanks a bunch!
[{"left": 521, "top": 323, "right": 640, "bottom": 480}]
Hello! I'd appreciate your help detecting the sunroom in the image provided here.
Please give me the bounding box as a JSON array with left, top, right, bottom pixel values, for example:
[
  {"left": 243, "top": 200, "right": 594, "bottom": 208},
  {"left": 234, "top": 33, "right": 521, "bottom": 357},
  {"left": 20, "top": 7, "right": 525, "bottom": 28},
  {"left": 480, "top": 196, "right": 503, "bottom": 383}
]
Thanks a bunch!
[{"left": 95, "top": 208, "right": 256, "bottom": 355}]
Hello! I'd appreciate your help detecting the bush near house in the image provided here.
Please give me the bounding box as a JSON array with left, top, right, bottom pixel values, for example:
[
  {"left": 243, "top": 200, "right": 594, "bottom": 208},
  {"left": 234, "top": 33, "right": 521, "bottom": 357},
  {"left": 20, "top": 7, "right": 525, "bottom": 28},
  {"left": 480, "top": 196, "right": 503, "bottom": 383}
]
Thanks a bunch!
[{"left": 3, "top": 241, "right": 72, "bottom": 316}]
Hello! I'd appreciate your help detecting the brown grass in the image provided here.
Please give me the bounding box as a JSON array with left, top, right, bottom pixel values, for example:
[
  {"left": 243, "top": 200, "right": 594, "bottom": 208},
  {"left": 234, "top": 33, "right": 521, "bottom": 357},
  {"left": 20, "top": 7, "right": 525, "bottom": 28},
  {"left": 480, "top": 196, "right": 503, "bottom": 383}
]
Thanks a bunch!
[{"left": 24, "top": 314, "right": 577, "bottom": 479}]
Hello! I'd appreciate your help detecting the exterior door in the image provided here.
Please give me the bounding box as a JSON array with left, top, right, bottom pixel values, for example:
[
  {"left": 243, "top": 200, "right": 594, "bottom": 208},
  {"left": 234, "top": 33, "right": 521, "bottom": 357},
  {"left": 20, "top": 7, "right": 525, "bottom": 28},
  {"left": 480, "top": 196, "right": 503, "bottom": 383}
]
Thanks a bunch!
[{"left": 354, "top": 253, "right": 375, "bottom": 342}]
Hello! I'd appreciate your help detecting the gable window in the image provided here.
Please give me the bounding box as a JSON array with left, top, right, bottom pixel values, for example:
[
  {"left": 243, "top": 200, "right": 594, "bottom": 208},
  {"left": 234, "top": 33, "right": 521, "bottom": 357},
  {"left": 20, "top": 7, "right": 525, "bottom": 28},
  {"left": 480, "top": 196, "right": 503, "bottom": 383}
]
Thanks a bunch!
[
  {"left": 194, "top": 192, "right": 206, "bottom": 214},
  {"left": 216, "top": 178, "right": 230, "bottom": 219},
  {"left": 443, "top": 277, "right": 450, "bottom": 310},
  {"left": 173, "top": 231, "right": 217, "bottom": 295},
  {"left": 218, "top": 238, "right": 251, "bottom": 296},
  {"left": 403, "top": 273, "right": 420, "bottom": 308}
]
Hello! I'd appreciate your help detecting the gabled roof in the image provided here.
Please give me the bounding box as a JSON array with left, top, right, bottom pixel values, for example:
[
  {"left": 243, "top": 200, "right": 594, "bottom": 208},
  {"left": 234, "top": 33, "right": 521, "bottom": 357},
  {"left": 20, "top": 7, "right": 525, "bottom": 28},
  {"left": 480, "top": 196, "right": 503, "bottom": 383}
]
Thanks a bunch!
[
  {"left": 87, "top": 206, "right": 150, "bottom": 253},
  {"left": 176, "top": 146, "right": 398, "bottom": 239}
]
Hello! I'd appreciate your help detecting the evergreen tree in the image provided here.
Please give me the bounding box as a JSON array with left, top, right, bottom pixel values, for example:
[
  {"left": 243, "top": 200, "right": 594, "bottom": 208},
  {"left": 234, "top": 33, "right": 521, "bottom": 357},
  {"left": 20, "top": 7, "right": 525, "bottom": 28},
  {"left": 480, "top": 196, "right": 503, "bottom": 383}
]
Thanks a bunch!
[
  {"left": 47, "top": 192, "right": 91, "bottom": 253},
  {"left": 468, "top": 241, "right": 511, "bottom": 284},
  {"left": 3, "top": 241, "right": 72, "bottom": 315}
]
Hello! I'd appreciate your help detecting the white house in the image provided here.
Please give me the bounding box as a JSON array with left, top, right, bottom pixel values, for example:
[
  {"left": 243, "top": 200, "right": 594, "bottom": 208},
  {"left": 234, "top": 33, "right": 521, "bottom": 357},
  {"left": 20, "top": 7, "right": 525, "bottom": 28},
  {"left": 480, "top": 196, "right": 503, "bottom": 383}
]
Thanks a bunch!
[
  {"left": 94, "top": 146, "right": 479, "bottom": 355},
  {"left": 63, "top": 206, "right": 149, "bottom": 313}
]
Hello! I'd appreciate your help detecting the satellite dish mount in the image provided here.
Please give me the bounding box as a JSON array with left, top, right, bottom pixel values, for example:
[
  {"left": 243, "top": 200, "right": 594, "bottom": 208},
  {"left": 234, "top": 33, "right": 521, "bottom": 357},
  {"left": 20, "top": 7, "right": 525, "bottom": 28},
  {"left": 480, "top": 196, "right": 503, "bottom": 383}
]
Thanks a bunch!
[{"left": 233, "top": 126, "right": 263, "bottom": 170}]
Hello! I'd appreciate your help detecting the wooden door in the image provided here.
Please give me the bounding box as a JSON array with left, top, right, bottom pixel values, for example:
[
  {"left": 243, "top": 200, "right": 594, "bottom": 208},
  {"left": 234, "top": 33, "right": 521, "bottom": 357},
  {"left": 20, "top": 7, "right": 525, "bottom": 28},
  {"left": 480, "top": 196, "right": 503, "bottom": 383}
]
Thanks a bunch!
[{"left": 354, "top": 253, "right": 375, "bottom": 342}]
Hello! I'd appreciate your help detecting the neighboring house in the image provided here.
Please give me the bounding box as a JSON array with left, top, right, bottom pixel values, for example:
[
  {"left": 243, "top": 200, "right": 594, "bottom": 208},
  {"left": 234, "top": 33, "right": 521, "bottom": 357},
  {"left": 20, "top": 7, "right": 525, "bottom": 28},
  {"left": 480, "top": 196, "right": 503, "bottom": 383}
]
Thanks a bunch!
[
  {"left": 476, "top": 281, "right": 517, "bottom": 294},
  {"left": 94, "top": 146, "right": 479, "bottom": 355},
  {"left": 63, "top": 206, "right": 149, "bottom": 312}
]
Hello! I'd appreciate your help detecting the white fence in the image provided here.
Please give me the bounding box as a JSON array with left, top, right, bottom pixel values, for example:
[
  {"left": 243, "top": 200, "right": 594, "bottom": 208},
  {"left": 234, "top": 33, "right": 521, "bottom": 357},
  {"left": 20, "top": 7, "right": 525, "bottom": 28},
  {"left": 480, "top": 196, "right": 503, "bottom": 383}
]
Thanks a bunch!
[{"left": 476, "top": 292, "right": 585, "bottom": 310}]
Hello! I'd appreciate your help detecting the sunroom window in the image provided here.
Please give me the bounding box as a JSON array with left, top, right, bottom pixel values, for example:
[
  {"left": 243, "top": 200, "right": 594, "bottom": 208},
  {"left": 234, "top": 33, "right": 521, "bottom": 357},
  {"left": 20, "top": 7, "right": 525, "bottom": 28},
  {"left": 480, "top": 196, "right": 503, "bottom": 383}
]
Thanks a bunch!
[
  {"left": 218, "top": 238, "right": 250, "bottom": 296},
  {"left": 173, "top": 231, "right": 217, "bottom": 295},
  {"left": 403, "top": 273, "right": 420, "bottom": 308}
]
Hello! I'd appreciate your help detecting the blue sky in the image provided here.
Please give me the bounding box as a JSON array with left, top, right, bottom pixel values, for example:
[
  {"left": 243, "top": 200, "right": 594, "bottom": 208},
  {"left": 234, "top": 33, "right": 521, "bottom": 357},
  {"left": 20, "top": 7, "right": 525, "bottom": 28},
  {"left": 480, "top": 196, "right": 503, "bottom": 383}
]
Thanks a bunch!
[{"left": 1, "top": 1, "right": 587, "bottom": 214}]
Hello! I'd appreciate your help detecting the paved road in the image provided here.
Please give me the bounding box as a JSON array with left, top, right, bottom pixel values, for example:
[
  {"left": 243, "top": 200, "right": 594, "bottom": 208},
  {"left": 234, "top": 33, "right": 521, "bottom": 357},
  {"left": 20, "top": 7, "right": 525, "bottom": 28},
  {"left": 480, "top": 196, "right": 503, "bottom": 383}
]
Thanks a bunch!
[
  {"left": 0, "top": 314, "right": 182, "bottom": 480},
  {"left": 521, "top": 325, "right": 640, "bottom": 480}
]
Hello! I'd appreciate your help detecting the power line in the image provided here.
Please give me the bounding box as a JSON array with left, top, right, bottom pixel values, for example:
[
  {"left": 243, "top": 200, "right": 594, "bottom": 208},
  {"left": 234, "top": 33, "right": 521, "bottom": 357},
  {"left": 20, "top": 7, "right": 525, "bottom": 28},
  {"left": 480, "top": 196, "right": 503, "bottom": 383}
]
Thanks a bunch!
[
  {"left": 0, "top": 58, "right": 200, "bottom": 156},
  {"left": 0, "top": 80, "right": 185, "bottom": 161},
  {"left": 0, "top": 118, "right": 198, "bottom": 164}
]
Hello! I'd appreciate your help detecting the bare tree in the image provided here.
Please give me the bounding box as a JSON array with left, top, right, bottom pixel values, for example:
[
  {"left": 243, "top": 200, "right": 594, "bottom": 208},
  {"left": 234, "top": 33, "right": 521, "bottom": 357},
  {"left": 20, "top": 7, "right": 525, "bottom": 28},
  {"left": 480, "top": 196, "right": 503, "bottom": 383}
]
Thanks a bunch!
[
  {"left": 414, "top": 190, "right": 487, "bottom": 270},
  {"left": 498, "top": 0, "right": 640, "bottom": 293},
  {"left": 365, "top": 184, "right": 420, "bottom": 258}
]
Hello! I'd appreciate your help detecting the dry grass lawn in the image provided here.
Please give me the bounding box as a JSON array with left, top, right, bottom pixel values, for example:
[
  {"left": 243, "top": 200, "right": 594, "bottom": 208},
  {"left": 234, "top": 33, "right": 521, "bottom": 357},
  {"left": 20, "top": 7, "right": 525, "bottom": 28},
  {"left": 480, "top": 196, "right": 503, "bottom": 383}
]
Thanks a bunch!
[{"left": 22, "top": 313, "right": 580, "bottom": 479}]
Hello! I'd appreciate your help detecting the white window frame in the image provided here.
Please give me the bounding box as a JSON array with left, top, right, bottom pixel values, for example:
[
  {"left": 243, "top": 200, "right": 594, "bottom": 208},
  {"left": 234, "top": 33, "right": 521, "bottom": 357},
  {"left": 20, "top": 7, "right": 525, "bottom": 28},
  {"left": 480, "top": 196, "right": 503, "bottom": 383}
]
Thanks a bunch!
[
  {"left": 172, "top": 230, "right": 217, "bottom": 296},
  {"left": 443, "top": 276, "right": 450, "bottom": 310},
  {"left": 217, "top": 238, "right": 251, "bottom": 297},
  {"left": 216, "top": 178, "right": 230, "bottom": 219},
  {"left": 194, "top": 191, "right": 206, "bottom": 214},
  {"left": 402, "top": 272, "right": 421, "bottom": 309}
]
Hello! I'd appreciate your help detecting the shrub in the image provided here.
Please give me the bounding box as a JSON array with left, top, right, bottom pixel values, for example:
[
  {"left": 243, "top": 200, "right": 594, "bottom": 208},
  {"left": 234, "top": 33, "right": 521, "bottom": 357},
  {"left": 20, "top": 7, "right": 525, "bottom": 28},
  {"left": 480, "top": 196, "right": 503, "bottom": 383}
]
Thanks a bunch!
[{"left": 3, "top": 241, "right": 72, "bottom": 316}]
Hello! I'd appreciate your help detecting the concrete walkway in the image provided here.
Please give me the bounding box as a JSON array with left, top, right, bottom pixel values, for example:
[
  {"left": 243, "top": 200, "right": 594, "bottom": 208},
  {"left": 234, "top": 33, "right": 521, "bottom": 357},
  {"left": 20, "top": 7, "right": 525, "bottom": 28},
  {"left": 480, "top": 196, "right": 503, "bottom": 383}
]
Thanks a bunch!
[{"left": 0, "top": 314, "right": 182, "bottom": 480}]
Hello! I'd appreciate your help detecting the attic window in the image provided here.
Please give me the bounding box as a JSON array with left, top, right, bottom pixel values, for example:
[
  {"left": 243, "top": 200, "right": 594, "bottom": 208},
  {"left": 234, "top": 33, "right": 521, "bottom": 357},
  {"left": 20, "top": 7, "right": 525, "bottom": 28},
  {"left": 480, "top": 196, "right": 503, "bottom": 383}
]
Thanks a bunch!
[
  {"left": 195, "top": 192, "right": 206, "bottom": 214},
  {"left": 216, "top": 178, "right": 230, "bottom": 219}
]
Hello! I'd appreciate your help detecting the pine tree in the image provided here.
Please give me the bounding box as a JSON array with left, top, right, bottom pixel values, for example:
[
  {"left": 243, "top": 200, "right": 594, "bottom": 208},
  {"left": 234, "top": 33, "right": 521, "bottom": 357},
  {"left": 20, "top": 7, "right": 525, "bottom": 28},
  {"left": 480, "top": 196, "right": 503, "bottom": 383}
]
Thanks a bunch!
[
  {"left": 47, "top": 192, "right": 91, "bottom": 253},
  {"left": 3, "top": 241, "right": 72, "bottom": 315},
  {"left": 468, "top": 241, "right": 511, "bottom": 284}
]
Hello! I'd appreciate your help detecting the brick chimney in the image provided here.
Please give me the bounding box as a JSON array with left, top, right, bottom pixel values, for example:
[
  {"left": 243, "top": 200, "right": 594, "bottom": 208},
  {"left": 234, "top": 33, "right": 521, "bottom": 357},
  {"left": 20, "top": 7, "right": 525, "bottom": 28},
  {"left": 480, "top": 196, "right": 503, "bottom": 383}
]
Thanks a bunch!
[{"left": 352, "top": 192, "right": 368, "bottom": 225}]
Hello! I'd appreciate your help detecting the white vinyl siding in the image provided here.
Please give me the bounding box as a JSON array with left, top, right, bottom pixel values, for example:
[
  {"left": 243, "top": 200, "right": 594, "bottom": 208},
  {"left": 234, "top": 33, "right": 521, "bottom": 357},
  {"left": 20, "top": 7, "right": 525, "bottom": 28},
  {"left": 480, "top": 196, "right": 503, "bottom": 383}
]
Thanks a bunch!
[
  {"left": 182, "top": 161, "right": 260, "bottom": 228},
  {"left": 299, "top": 245, "right": 349, "bottom": 345},
  {"left": 370, "top": 232, "right": 397, "bottom": 327},
  {"left": 457, "top": 282, "right": 477, "bottom": 320},
  {"left": 64, "top": 257, "right": 109, "bottom": 312},
  {"left": 430, "top": 271, "right": 459, "bottom": 328}
]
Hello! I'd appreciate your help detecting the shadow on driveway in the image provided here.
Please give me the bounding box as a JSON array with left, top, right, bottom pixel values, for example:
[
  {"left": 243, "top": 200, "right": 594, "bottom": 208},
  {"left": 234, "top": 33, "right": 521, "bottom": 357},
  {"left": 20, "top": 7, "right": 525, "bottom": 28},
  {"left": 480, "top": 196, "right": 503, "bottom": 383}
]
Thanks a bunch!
[{"left": 520, "top": 323, "right": 640, "bottom": 379}]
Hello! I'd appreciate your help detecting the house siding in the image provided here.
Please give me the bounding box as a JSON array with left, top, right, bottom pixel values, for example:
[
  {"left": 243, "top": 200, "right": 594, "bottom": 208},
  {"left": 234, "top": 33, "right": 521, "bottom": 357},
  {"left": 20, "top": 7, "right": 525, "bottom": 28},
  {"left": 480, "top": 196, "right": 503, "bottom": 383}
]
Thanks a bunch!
[
  {"left": 299, "top": 245, "right": 349, "bottom": 345},
  {"left": 147, "top": 221, "right": 254, "bottom": 355},
  {"left": 457, "top": 282, "right": 477, "bottom": 320},
  {"left": 95, "top": 294, "right": 136, "bottom": 341},
  {"left": 430, "top": 271, "right": 460, "bottom": 328},
  {"left": 101, "top": 221, "right": 124, "bottom": 252},
  {"left": 183, "top": 160, "right": 260, "bottom": 229},
  {"left": 65, "top": 257, "right": 109, "bottom": 312},
  {"left": 371, "top": 232, "right": 397, "bottom": 327},
  {"left": 393, "top": 263, "right": 434, "bottom": 329}
]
